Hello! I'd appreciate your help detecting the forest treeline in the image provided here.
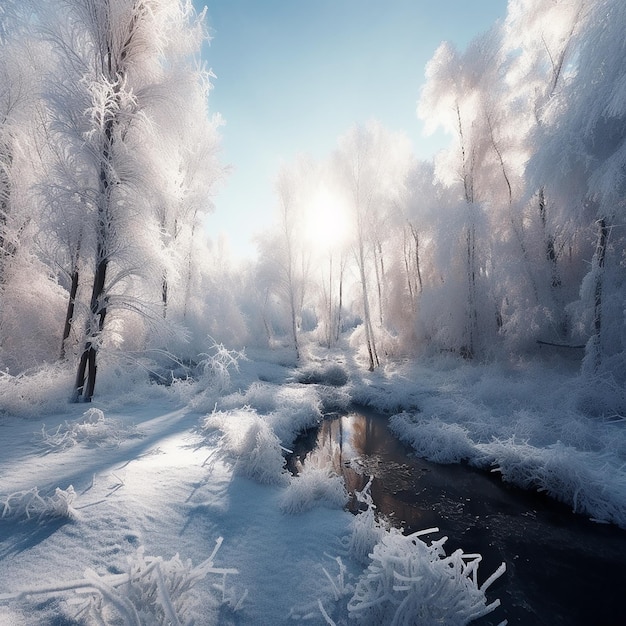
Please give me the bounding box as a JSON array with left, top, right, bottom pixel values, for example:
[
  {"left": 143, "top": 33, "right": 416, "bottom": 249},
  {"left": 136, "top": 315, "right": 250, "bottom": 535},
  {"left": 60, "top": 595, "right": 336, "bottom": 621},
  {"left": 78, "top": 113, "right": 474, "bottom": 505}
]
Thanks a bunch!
[{"left": 0, "top": 0, "right": 624, "bottom": 401}]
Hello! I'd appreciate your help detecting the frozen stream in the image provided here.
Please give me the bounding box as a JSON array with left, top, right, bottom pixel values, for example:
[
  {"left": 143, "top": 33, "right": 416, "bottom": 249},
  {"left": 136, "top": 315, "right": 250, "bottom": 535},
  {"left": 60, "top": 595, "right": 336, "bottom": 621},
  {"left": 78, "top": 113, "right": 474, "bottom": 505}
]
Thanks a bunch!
[{"left": 287, "top": 407, "right": 626, "bottom": 625}]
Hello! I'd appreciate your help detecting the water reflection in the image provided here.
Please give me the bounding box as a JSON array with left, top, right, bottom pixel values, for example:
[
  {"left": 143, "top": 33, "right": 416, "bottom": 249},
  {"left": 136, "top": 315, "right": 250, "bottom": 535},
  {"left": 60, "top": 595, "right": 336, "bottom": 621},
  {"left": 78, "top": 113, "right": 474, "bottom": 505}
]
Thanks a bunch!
[{"left": 287, "top": 407, "right": 626, "bottom": 626}]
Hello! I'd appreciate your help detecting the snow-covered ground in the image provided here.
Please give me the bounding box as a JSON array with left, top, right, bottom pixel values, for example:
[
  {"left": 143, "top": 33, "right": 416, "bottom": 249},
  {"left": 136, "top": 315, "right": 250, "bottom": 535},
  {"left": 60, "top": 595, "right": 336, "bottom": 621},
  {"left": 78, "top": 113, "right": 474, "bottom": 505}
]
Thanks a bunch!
[{"left": 0, "top": 344, "right": 624, "bottom": 624}]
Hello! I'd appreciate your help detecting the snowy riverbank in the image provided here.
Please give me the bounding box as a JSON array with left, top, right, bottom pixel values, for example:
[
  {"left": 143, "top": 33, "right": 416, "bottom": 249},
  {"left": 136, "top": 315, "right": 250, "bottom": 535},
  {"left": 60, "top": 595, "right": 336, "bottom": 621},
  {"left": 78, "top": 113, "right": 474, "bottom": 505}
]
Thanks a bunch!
[{"left": 0, "top": 346, "right": 624, "bottom": 624}]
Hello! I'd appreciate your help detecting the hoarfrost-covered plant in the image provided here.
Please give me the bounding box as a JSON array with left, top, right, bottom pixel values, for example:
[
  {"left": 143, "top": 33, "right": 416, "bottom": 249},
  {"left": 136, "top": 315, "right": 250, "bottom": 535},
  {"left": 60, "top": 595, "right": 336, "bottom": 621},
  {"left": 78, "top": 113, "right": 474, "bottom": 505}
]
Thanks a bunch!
[
  {"left": 39, "top": 407, "right": 141, "bottom": 450},
  {"left": 345, "top": 476, "right": 388, "bottom": 564},
  {"left": 280, "top": 446, "right": 349, "bottom": 514},
  {"left": 0, "top": 538, "right": 242, "bottom": 625},
  {"left": 188, "top": 341, "right": 246, "bottom": 410},
  {"left": 347, "top": 529, "right": 505, "bottom": 626},
  {"left": 202, "top": 407, "right": 289, "bottom": 485},
  {"left": 197, "top": 340, "right": 245, "bottom": 392},
  {"left": 1, "top": 485, "right": 77, "bottom": 521}
]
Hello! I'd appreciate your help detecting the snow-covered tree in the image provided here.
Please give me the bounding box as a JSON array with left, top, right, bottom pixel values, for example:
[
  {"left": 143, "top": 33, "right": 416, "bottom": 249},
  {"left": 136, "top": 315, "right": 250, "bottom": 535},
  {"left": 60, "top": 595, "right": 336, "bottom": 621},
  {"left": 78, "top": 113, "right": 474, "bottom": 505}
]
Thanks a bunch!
[
  {"left": 532, "top": 0, "right": 626, "bottom": 375},
  {"left": 332, "top": 122, "right": 412, "bottom": 369},
  {"left": 418, "top": 35, "right": 500, "bottom": 358},
  {"left": 38, "top": 0, "right": 220, "bottom": 401}
]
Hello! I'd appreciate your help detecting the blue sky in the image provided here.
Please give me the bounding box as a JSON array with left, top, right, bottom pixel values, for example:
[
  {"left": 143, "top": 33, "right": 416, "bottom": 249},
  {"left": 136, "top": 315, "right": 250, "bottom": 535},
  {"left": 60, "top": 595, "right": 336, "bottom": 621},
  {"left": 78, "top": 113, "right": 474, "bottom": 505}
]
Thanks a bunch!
[{"left": 197, "top": 1, "right": 508, "bottom": 259}]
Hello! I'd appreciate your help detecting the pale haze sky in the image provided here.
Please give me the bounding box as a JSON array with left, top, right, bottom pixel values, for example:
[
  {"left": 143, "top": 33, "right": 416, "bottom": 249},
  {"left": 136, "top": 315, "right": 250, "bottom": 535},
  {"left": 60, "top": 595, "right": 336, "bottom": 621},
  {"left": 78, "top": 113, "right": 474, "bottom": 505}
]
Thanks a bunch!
[{"left": 197, "top": 1, "right": 508, "bottom": 259}]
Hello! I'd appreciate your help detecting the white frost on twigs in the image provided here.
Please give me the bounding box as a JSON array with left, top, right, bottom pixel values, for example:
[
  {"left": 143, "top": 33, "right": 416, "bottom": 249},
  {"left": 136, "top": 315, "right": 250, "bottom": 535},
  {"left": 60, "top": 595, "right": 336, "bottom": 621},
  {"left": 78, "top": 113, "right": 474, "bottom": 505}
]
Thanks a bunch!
[
  {"left": 0, "top": 485, "right": 77, "bottom": 522},
  {"left": 0, "top": 538, "right": 243, "bottom": 625},
  {"left": 347, "top": 528, "right": 505, "bottom": 626},
  {"left": 39, "top": 407, "right": 142, "bottom": 450}
]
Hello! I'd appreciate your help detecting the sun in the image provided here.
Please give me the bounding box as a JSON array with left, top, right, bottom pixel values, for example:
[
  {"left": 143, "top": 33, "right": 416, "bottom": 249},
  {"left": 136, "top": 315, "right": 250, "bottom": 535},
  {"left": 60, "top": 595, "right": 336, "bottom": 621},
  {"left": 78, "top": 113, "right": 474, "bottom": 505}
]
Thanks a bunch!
[{"left": 304, "top": 186, "right": 352, "bottom": 250}]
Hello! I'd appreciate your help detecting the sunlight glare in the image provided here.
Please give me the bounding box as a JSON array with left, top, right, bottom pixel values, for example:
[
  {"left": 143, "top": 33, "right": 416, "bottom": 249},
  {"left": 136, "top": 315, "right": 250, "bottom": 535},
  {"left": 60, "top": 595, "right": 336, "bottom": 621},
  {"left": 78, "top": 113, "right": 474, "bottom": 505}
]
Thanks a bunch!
[{"left": 305, "top": 186, "right": 351, "bottom": 249}]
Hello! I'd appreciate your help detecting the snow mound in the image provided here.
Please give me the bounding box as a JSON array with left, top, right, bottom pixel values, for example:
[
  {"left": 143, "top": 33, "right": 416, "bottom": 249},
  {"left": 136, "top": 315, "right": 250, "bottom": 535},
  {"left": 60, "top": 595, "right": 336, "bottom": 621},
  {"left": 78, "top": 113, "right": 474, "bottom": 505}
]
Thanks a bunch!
[
  {"left": 389, "top": 413, "right": 475, "bottom": 464},
  {"left": 1, "top": 485, "right": 77, "bottom": 522},
  {"left": 478, "top": 438, "right": 626, "bottom": 526},
  {"left": 202, "top": 408, "right": 289, "bottom": 485},
  {"left": 39, "top": 408, "right": 142, "bottom": 450}
]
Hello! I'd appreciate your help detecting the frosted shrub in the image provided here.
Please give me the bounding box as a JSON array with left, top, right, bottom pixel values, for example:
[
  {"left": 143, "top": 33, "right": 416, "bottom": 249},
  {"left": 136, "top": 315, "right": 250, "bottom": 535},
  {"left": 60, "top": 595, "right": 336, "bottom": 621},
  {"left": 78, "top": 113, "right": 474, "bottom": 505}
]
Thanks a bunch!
[
  {"left": 480, "top": 438, "right": 626, "bottom": 526},
  {"left": 220, "top": 382, "right": 323, "bottom": 446},
  {"left": 0, "top": 364, "right": 74, "bottom": 418},
  {"left": 307, "top": 481, "right": 505, "bottom": 626},
  {"left": 203, "top": 408, "right": 289, "bottom": 485},
  {"left": 280, "top": 447, "right": 348, "bottom": 514},
  {"left": 347, "top": 529, "right": 505, "bottom": 626},
  {"left": 198, "top": 340, "right": 245, "bottom": 393},
  {"left": 1, "top": 539, "right": 241, "bottom": 625},
  {"left": 39, "top": 408, "right": 141, "bottom": 450},
  {"left": 1, "top": 486, "right": 77, "bottom": 521},
  {"left": 187, "top": 341, "right": 246, "bottom": 411},
  {"left": 77, "top": 543, "right": 239, "bottom": 625},
  {"left": 296, "top": 363, "right": 349, "bottom": 387}
]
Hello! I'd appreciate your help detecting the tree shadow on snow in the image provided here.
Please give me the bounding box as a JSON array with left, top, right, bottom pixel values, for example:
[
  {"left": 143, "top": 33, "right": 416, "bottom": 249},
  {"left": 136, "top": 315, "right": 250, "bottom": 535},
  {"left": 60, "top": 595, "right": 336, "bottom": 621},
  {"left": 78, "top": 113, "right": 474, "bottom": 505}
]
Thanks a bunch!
[{"left": 0, "top": 516, "right": 70, "bottom": 561}]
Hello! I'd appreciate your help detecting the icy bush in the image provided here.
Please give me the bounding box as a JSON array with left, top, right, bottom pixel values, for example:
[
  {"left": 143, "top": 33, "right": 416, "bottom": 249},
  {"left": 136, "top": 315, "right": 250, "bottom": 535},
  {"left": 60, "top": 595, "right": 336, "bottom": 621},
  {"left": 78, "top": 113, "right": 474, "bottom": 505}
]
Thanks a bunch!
[
  {"left": 295, "top": 363, "right": 349, "bottom": 387},
  {"left": 219, "top": 382, "right": 323, "bottom": 447},
  {"left": 341, "top": 481, "right": 505, "bottom": 625},
  {"left": 0, "top": 364, "right": 74, "bottom": 418},
  {"left": 347, "top": 529, "right": 505, "bottom": 626},
  {"left": 187, "top": 340, "right": 246, "bottom": 411},
  {"left": 198, "top": 340, "right": 245, "bottom": 391},
  {"left": 280, "top": 447, "right": 349, "bottom": 514},
  {"left": 39, "top": 408, "right": 141, "bottom": 450},
  {"left": 202, "top": 408, "right": 289, "bottom": 486},
  {"left": 0, "top": 539, "right": 242, "bottom": 625},
  {"left": 1, "top": 486, "right": 77, "bottom": 521}
]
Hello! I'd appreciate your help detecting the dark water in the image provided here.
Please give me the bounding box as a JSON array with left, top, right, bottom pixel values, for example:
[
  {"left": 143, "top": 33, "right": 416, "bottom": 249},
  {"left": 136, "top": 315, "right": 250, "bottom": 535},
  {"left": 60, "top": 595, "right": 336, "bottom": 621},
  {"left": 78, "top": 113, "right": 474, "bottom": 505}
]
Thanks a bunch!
[{"left": 287, "top": 407, "right": 626, "bottom": 626}]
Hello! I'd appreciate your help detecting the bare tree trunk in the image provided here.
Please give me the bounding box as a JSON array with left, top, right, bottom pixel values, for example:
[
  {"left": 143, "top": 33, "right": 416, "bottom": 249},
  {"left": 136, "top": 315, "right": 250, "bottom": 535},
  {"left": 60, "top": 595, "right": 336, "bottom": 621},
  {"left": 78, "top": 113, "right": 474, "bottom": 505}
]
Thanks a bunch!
[
  {"left": 326, "top": 253, "right": 333, "bottom": 348},
  {"left": 162, "top": 274, "right": 168, "bottom": 318},
  {"left": 0, "top": 145, "right": 15, "bottom": 286},
  {"left": 183, "top": 211, "right": 198, "bottom": 320},
  {"left": 457, "top": 103, "right": 478, "bottom": 358},
  {"left": 373, "top": 240, "right": 384, "bottom": 327},
  {"left": 357, "top": 235, "right": 379, "bottom": 371},
  {"left": 289, "top": 284, "right": 299, "bottom": 360},
  {"left": 60, "top": 268, "right": 79, "bottom": 360},
  {"left": 335, "top": 255, "right": 344, "bottom": 343},
  {"left": 590, "top": 218, "right": 608, "bottom": 371},
  {"left": 465, "top": 220, "right": 477, "bottom": 359},
  {"left": 73, "top": 244, "right": 108, "bottom": 402},
  {"left": 539, "top": 188, "right": 562, "bottom": 289},
  {"left": 73, "top": 110, "right": 113, "bottom": 402},
  {"left": 403, "top": 227, "right": 414, "bottom": 304},
  {"left": 409, "top": 222, "right": 423, "bottom": 295}
]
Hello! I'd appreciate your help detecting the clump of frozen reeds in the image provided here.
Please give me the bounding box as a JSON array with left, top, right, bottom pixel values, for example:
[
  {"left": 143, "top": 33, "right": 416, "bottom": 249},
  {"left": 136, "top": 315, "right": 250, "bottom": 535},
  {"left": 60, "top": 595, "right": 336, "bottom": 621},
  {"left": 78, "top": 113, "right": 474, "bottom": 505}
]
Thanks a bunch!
[
  {"left": 202, "top": 407, "right": 290, "bottom": 485},
  {"left": 346, "top": 528, "right": 505, "bottom": 626},
  {"left": 1, "top": 485, "right": 77, "bottom": 522},
  {"left": 280, "top": 446, "right": 349, "bottom": 514},
  {"left": 305, "top": 480, "right": 506, "bottom": 626},
  {"left": 0, "top": 538, "right": 243, "bottom": 625}
]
